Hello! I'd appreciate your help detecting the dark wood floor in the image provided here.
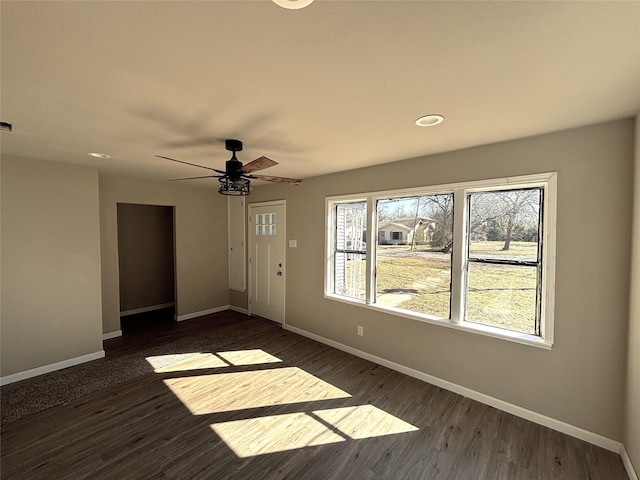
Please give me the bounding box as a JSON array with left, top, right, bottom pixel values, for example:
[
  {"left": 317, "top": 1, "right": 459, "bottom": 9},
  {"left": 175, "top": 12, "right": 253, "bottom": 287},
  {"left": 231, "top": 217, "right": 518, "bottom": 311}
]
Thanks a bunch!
[
  {"left": 1, "top": 311, "right": 628, "bottom": 479},
  {"left": 112, "top": 306, "right": 242, "bottom": 357}
]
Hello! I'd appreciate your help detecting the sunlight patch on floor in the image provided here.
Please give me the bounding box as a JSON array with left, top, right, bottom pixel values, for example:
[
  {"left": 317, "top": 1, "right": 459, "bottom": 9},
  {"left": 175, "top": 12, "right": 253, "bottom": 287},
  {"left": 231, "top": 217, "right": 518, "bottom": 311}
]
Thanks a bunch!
[
  {"left": 313, "top": 404, "right": 419, "bottom": 439},
  {"left": 210, "top": 404, "right": 419, "bottom": 457},
  {"left": 164, "top": 367, "right": 352, "bottom": 415},
  {"left": 148, "top": 349, "right": 283, "bottom": 373},
  {"left": 217, "top": 349, "right": 282, "bottom": 366},
  {"left": 211, "top": 411, "right": 346, "bottom": 457},
  {"left": 145, "top": 353, "right": 211, "bottom": 372}
]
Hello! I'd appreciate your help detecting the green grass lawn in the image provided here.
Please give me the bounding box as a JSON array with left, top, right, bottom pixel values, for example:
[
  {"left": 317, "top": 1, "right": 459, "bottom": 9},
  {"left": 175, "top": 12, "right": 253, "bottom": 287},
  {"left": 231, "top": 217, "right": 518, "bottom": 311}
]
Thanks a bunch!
[
  {"left": 469, "top": 240, "right": 538, "bottom": 260},
  {"left": 466, "top": 262, "right": 537, "bottom": 333},
  {"left": 376, "top": 256, "right": 451, "bottom": 319},
  {"left": 373, "top": 242, "right": 538, "bottom": 333}
]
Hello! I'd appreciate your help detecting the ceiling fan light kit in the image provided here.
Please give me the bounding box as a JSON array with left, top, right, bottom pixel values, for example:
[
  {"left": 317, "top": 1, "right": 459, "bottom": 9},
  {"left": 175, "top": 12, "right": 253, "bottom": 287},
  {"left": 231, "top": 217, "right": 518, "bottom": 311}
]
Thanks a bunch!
[
  {"left": 156, "top": 138, "right": 302, "bottom": 196},
  {"left": 218, "top": 177, "right": 251, "bottom": 196},
  {"left": 272, "top": 0, "right": 314, "bottom": 10}
]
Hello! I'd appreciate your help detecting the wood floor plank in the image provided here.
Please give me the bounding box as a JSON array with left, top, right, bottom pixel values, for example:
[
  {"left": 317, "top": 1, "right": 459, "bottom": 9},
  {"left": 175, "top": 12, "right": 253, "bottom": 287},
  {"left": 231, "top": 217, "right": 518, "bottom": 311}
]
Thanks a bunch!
[{"left": 0, "top": 311, "right": 629, "bottom": 479}]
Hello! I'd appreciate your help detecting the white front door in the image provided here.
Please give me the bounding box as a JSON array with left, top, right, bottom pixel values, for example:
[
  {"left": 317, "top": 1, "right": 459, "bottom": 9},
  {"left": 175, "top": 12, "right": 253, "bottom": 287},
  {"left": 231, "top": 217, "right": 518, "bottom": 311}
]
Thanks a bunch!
[{"left": 248, "top": 201, "right": 285, "bottom": 324}]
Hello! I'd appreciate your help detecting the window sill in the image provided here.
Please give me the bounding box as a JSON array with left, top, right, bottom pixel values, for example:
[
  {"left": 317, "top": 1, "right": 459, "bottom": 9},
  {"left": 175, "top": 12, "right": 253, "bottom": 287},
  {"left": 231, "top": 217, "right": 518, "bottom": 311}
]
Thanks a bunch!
[{"left": 324, "top": 293, "right": 552, "bottom": 350}]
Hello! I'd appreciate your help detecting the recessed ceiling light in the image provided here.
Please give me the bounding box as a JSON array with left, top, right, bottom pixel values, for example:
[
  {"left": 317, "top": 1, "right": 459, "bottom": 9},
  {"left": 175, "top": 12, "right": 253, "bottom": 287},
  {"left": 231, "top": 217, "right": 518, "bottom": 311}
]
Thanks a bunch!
[
  {"left": 87, "top": 152, "right": 111, "bottom": 159},
  {"left": 415, "top": 114, "right": 445, "bottom": 127},
  {"left": 272, "top": 0, "right": 314, "bottom": 9}
]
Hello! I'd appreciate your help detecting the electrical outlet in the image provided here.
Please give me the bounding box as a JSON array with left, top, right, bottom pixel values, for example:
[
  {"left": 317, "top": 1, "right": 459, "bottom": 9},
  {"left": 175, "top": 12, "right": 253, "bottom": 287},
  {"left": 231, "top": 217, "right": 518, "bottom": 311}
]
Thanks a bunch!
[{"left": 357, "top": 325, "right": 364, "bottom": 336}]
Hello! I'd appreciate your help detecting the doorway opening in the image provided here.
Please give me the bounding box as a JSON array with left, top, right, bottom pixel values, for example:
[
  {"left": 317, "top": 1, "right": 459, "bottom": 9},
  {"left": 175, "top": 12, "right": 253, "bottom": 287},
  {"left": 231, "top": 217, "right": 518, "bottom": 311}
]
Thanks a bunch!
[{"left": 117, "top": 203, "right": 176, "bottom": 334}]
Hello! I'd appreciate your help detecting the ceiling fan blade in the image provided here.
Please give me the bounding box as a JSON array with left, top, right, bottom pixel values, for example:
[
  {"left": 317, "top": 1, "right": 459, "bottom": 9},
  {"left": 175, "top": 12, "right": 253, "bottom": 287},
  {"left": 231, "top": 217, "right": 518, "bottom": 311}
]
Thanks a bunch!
[
  {"left": 240, "top": 156, "right": 278, "bottom": 174},
  {"left": 248, "top": 174, "right": 303, "bottom": 185},
  {"left": 156, "top": 154, "right": 219, "bottom": 172},
  {"left": 169, "top": 175, "right": 223, "bottom": 181}
]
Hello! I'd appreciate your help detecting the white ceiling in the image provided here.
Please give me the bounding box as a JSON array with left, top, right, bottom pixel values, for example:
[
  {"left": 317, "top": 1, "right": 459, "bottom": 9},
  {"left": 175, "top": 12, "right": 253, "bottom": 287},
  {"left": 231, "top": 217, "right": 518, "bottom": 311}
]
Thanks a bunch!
[{"left": 2, "top": 1, "right": 639, "bottom": 186}]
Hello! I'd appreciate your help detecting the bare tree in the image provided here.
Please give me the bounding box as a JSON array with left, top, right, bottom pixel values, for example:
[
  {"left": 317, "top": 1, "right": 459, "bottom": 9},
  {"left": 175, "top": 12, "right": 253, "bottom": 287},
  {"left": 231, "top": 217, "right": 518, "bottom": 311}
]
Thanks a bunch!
[
  {"left": 422, "top": 194, "right": 454, "bottom": 252},
  {"left": 378, "top": 198, "right": 410, "bottom": 221},
  {"left": 377, "top": 202, "right": 392, "bottom": 222},
  {"left": 470, "top": 189, "right": 540, "bottom": 251},
  {"left": 410, "top": 197, "right": 421, "bottom": 250}
]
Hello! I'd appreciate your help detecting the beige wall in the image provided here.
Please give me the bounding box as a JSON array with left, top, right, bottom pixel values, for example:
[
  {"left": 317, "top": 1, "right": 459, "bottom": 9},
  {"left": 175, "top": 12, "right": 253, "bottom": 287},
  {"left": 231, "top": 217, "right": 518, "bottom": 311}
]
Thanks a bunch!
[
  {"left": 625, "top": 115, "right": 640, "bottom": 472},
  {"left": 1, "top": 119, "right": 635, "bottom": 453},
  {"left": 240, "top": 119, "right": 635, "bottom": 441},
  {"left": 1, "top": 155, "right": 103, "bottom": 377},
  {"left": 100, "top": 175, "right": 228, "bottom": 335},
  {"left": 229, "top": 288, "right": 248, "bottom": 310},
  {"left": 117, "top": 203, "right": 175, "bottom": 312}
]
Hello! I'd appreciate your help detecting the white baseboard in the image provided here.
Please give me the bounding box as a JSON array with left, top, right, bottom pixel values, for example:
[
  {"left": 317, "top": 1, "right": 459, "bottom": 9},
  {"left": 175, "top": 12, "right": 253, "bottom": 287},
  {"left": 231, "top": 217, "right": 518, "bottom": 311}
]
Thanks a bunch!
[
  {"left": 120, "top": 302, "right": 175, "bottom": 317},
  {"left": 0, "top": 350, "right": 105, "bottom": 386},
  {"left": 176, "top": 305, "right": 230, "bottom": 322},
  {"left": 284, "top": 324, "right": 622, "bottom": 454},
  {"left": 622, "top": 445, "right": 639, "bottom": 480},
  {"left": 229, "top": 305, "right": 249, "bottom": 315},
  {"left": 102, "top": 330, "right": 122, "bottom": 341}
]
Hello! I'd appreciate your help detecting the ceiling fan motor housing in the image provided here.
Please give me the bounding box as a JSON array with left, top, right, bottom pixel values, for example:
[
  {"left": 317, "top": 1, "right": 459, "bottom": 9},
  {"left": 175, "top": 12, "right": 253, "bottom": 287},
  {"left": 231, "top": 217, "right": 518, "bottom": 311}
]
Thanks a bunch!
[
  {"left": 225, "top": 139, "right": 243, "bottom": 152},
  {"left": 226, "top": 158, "right": 243, "bottom": 179},
  {"left": 225, "top": 139, "right": 244, "bottom": 179}
]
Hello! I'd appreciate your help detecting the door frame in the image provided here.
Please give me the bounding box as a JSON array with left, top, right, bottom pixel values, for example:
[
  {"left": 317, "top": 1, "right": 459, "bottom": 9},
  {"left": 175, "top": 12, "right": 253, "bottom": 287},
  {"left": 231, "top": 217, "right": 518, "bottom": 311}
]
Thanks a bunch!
[
  {"left": 248, "top": 199, "right": 287, "bottom": 326},
  {"left": 116, "top": 203, "right": 177, "bottom": 327}
]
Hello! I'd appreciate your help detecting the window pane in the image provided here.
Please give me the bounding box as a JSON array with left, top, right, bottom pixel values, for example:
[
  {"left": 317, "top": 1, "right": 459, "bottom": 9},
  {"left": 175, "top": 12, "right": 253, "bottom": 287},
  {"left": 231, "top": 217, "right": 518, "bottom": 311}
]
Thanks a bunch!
[
  {"left": 334, "top": 202, "right": 367, "bottom": 299},
  {"left": 465, "top": 263, "right": 537, "bottom": 334},
  {"left": 376, "top": 194, "right": 453, "bottom": 319},
  {"left": 468, "top": 188, "right": 541, "bottom": 261},
  {"left": 336, "top": 202, "right": 366, "bottom": 252},
  {"left": 334, "top": 253, "right": 366, "bottom": 300}
]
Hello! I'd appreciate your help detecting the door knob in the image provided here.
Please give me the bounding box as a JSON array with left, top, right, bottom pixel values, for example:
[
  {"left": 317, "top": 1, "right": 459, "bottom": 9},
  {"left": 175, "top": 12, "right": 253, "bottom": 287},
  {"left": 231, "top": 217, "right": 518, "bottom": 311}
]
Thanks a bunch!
[{"left": 277, "top": 271, "right": 283, "bottom": 276}]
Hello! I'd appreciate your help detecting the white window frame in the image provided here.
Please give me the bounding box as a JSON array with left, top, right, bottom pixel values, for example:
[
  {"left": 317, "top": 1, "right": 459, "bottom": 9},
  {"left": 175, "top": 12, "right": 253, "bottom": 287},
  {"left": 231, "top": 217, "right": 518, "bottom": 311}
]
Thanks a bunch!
[{"left": 324, "top": 172, "right": 557, "bottom": 349}]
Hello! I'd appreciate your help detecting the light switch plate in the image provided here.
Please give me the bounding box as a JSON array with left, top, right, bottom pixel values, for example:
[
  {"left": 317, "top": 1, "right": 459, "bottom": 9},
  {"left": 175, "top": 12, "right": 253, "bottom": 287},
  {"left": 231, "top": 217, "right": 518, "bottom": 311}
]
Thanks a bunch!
[{"left": 289, "top": 240, "right": 297, "bottom": 248}]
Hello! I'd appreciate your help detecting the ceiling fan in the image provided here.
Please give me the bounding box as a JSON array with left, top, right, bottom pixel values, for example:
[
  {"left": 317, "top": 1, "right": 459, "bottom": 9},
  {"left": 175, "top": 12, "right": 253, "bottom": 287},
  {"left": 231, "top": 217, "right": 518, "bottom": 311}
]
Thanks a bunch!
[{"left": 156, "top": 139, "right": 302, "bottom": 196}]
